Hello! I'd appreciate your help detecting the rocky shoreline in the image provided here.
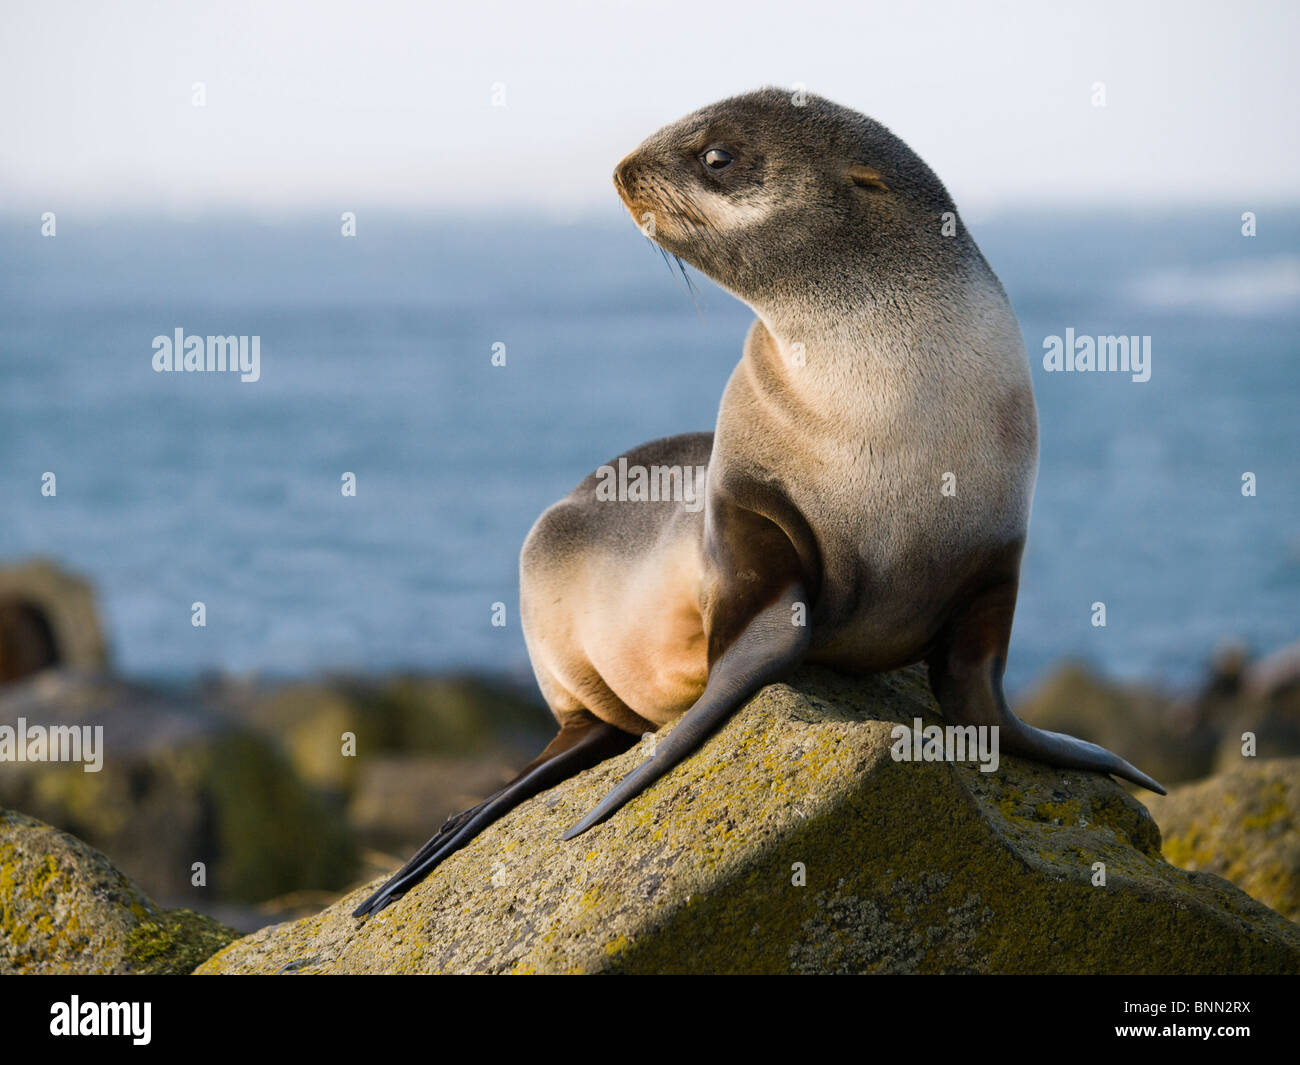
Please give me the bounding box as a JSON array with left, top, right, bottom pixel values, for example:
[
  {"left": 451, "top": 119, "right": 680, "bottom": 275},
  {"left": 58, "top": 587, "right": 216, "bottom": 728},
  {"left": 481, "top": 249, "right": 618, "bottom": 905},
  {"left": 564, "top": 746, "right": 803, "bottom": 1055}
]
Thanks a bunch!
[
  {"left": 1, "top": 560, "right": 1297, "bottom": 972},
  {"left": 4, "top": 665, "right": 1299, "bottom": 974}
]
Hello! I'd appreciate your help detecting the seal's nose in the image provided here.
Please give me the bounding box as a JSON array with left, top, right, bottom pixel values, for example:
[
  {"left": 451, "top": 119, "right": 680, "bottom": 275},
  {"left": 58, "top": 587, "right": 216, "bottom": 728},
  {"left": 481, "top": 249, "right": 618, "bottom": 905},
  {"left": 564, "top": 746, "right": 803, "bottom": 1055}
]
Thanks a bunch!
[{"left": 613, "top": 154, "right": 637, "bottom": 199}]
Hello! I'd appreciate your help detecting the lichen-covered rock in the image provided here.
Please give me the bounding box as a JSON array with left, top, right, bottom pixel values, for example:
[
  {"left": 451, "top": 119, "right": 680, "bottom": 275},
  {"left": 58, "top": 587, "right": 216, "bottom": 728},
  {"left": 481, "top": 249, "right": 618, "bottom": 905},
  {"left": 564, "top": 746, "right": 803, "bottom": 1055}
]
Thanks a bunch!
[
  {"left": 0, "top": 558, "right": 109, "bottom": 682},
  {"left": 0, "top": 670, "right": 357, "bottom": 902},
  {"left": 0, "top": 808, "right": 236, "bottom": 974},
  {"left": 1142, "top": 759, "right": 1300, "bottom": 923},
  {"left": 198, "top": 666, "right": 1300, "bottom": 975}
]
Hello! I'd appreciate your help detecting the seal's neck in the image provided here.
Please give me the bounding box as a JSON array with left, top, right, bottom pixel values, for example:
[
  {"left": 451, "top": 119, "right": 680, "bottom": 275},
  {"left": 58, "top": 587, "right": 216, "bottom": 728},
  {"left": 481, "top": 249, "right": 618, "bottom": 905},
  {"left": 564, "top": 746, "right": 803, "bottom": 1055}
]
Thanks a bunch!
[
  {"left": 749, "top": 277, "right": 962, "bottom": 375},
  {"left": 739, "top": 254, "right": 1020, "bottom": 412}
]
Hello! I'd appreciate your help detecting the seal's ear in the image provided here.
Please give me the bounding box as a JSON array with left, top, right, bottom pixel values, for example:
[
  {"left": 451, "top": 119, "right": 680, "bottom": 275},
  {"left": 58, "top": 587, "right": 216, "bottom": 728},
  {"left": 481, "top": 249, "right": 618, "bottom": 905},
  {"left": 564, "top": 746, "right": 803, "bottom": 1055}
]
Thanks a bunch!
[{"left": 847, "top": 164, "right": 889, "bottom": 191}]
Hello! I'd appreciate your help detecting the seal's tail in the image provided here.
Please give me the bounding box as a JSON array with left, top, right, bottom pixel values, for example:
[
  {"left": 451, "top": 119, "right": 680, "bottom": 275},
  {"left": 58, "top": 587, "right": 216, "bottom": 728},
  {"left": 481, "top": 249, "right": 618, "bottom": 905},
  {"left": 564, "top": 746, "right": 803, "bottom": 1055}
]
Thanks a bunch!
[{"left": 351, "top": 720, "right": 635, "bottom": 918}]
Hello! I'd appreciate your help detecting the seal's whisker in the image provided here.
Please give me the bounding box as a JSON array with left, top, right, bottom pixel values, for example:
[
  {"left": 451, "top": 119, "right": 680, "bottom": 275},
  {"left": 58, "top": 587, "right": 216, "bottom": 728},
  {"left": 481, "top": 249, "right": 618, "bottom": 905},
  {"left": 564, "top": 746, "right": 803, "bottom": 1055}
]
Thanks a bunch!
[{"left": 673, "top": 254, "right": 701, "bottom": 308}]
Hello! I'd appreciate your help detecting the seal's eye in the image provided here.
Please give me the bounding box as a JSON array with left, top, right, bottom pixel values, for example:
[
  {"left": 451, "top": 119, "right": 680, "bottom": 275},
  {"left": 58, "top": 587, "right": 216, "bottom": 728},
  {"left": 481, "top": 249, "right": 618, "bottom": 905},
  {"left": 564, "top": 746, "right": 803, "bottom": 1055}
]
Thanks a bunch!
[{"left": 702, "top": 148, "right": 733, "bottom": 171}]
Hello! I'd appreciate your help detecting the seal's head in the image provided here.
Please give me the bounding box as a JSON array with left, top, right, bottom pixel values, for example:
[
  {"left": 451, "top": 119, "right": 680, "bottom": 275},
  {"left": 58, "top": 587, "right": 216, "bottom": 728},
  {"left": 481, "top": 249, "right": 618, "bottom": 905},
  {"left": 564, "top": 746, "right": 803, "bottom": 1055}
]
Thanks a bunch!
[{"left": 614, "top": 88, "right": 962, "bottom": 308}]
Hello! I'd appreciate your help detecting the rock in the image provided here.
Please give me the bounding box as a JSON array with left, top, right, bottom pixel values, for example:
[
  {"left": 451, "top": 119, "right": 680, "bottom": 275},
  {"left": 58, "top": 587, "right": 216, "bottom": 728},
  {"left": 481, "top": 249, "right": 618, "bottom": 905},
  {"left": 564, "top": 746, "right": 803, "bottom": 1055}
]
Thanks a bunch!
[
  {"left": 0, "top": 670, "right": 357, "bottom": 903},
  {"left": 0, "top": 808, "right": 236, "bottom": 974},
  {"left": 1142, "top": 759, "right": 1300, "bottom": 923},
  {"left": 1244, "top": 639, "right": 1300, "bottom": 701},
  {"left": 211, "top": 673, "right": 553, "bottom": 797},
  {"left": 223, "top": 681, "right": 366, "bottom": 794},
  {"left": 0, "top": 559, "right": 109, "bottom": 683},
  {"left": 376, "top": 674, "right": 554, "bottom": 755},
  {"left": 1201, "top": 638, "right": 1249, "bottom": 701},
  {"left": 1213, "top": 662, "right": 1300, "bottom": 769},
  {"left": 1015, "top": 662, "right": 1218, "bottom": 786},
  {"left": 198, "top": 666, "right": 1300, "bottom": 975},
  {"left": 347, "top": 753, "right": 520, "bottom": 854}
]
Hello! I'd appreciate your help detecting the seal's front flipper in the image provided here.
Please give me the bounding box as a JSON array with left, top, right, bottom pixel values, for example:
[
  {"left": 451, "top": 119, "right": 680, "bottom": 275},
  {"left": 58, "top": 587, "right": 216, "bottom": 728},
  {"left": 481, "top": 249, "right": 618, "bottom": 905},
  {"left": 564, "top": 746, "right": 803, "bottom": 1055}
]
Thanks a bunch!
[
  {"left": 352, "top": 720, "right": 636, "bottom": 917},
  {"left": 563, "top": 581, "right": 810, "bottom": 840},
  {"left": 927, "top": 576, "right": 1166, "bottom": 796}
]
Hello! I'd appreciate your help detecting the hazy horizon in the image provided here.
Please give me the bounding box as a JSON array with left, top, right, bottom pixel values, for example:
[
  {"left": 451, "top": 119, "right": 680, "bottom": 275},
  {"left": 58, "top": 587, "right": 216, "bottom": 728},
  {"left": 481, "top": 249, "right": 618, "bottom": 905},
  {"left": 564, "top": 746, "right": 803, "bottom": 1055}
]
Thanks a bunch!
[
  {"left": 4, "top": 200, "right": 1300, "bottom": 227},
  {"left": 2, "top": 0, "right": 1297, "bottom": 214}
]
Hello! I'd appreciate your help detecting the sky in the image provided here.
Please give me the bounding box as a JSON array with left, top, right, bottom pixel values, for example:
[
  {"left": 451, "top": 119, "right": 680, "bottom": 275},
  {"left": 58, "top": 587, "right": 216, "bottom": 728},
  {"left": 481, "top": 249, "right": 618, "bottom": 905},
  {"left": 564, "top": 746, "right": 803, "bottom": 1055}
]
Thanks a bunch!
[{"left": 0, "top": 0, "right": 1297, "bottom": 215}]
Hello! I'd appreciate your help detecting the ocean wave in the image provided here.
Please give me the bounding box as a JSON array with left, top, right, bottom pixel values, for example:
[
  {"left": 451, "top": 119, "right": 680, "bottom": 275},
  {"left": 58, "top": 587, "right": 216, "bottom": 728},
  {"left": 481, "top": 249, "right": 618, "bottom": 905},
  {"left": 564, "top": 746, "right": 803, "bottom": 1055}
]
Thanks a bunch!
[{"left": 1131, "top": 254, "right": 1300, "bottom": 315}]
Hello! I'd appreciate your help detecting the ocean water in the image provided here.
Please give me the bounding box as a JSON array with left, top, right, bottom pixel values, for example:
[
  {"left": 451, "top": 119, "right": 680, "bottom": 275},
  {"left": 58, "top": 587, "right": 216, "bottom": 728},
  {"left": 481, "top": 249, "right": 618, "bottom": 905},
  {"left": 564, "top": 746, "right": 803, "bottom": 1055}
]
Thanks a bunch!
[{"left": 1, "top": 207, "right": 1296, "bottom": 695}]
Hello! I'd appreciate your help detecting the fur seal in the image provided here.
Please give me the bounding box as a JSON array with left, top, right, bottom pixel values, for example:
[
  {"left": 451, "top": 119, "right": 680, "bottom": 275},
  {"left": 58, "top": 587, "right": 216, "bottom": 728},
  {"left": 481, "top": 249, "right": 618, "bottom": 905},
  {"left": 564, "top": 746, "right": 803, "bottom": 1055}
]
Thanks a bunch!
[{"left": 353, "top": 88, "right": 1164, "bottom": 918}]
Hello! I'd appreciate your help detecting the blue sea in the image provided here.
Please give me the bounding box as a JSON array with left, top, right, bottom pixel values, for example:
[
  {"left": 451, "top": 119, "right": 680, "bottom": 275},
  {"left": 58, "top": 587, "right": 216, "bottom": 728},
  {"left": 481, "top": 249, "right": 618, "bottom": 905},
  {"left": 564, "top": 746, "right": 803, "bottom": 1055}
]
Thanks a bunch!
[{"left": 1, "top": 207, "right": 1297, "bottom": 695}]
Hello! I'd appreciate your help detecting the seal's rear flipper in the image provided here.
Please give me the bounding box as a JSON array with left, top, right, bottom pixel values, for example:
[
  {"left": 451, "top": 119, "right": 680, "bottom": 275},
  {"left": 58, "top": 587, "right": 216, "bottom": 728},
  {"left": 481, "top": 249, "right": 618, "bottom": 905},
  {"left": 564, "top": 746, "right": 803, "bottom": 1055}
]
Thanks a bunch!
[
  {"left": 927, "top": 579, "right": 1166, "bottom": 796},
  {"left": 563, "top": 581, "right": 811, "bottom": 840},
  {"left": 351, "top": 720, "right": 636, "bottom": 918},
  {"left": 995, "top": 715, "right": 1165, "bottom": 794}
]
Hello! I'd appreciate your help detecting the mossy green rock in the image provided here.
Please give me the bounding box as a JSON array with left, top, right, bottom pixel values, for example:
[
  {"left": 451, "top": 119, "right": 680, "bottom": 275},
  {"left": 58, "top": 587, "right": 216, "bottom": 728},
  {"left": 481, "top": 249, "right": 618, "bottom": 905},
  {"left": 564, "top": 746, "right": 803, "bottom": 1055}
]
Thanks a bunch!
[
  {"left": 1143, "top": 758, "right": 1300, "bottom": 923},
  {"left": 1, "top": 808, "right": 237, "bottom": 974},
  {"left": 0, "top": 670, "right": 357, "bottom": 902},
  {"left": 198, "top": 666, "right": 1300, "bottom": 974}
]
